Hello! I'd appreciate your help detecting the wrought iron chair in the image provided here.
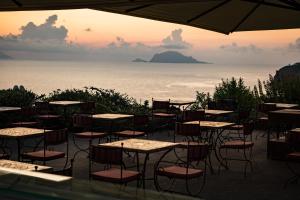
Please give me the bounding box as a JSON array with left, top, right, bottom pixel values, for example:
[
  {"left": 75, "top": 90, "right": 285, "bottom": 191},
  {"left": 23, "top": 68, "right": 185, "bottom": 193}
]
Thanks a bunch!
[
  {"left": 35, "top": 101, "right": 62, "bottom": 129},
  {"left": 72, "top": 114, "right": 108, "bottom": 160},
  {"left": 22, "top": 128, "right": 69, "bottom": 168},
  {"left": 10, "top": 106, "right": 40, "bottom": 128},
  {"left": 219, "top": 121, "right": 254, "bottom": 177},
  {"left": 79, "top": 101, "right": 96, "bottom": 114},
  {"left": 151, "top": 99, "right": 176, "bottom": 132},
  {"left": 89, "top": 144, "right": 141, "bottom": 185},
  {"left": 114, "top": 115, "right": 149, "bottom": 139},
  {"left": 154, "top": 142, "right": 209, "bottom": 196},
  {"left": 284, "top": 129, "right": 300, "bottom": 188},
  {"left": 182, "top": 110, "right": 205, "bottom": 122}
]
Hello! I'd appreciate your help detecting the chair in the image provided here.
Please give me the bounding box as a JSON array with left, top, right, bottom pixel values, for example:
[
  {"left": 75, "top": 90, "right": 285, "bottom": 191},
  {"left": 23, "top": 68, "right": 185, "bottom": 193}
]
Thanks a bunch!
[
  {"left": 256, "top": 103, "right": 276, "bottom": 131},
  {"left": 219, "top": 121, "right": 254, "bottom": 177},
  {"left": 72, "top": 114, "right": 108, "bottom": 160},
  {"left": 35, "top": 101, "right": 62, "bottom": 129},
  {"left": 182, "top": 110, "right": 205, "bottom": 122},
  {"left": 174, "top": 122, "right": 206, "bottom": 145},
  {"left": 225, "top": 110, "right": 250, "bottom": 137},
  {"left": 22, "top": 128, "right": 69, "bottom": 167},
  {"left": 10, "top": 106, "right": 40, "bottom": 128},
  {"left": 79, "top": 101, "right": 96, "bottom": 114},
  {"left": 152, "top": 99, "right": 176, "bottom": 131},
  {"left": 89, "top": 144, "right": 140, "bottom": 185},
  {"left": 114, "top": 115, "right": 149, "bottom": 138},
  {"left": 284, "top": 129, "right": 300, "bottom": 188},
  {"left": 154, "top": 142, "right": 209, "bottom": 196}
]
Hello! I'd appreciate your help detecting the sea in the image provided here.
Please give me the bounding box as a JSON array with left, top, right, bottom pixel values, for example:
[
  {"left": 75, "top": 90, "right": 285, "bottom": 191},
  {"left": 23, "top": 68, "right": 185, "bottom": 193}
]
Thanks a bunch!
[{"left": 0, "top": 60, "right": 279, "bottom": 102}]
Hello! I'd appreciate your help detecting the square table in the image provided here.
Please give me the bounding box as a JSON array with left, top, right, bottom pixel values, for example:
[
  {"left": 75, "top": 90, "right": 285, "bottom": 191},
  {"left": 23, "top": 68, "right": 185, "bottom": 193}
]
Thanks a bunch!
[
  {"left": 265, "top": 103, "right": 298, "bottom": 109},
  {"left": 202, "top": 109, "right": 234, "bottom": 116},
  {"left": 0, "top": 159, "right": 52, "bottom": 172},
  {"left": 170, "top": 100, "right": 195, "bottom": 110},
  {"left": 0, "top": 107, "right": 21, "bottom": 113},
  {"left": 92, "top": 113, "right": 133, "bottom": 120},
  {"left": 100, "top": 138, "right": 179, "bottom": 188},
  {"left": 50, "top": 100, "right": 83, "bottom": 119},
  {"left": 0, "top": 127, "right": 51, "bottom": 161},
  {"left": 184, "top": 120, "right": 234, "bottom": 172}
]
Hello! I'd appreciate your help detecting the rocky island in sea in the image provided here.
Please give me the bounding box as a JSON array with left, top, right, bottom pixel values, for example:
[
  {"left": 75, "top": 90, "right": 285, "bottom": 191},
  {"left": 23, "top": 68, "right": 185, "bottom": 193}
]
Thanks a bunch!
[
  {"left": 274, "top": 62, "right": 300, "bottom": 80},
  {"left": 0, "top": 51, "right": 12, "bottom": 60},
  {"left": 133, "top": 51, "right": 209, "bottom": 64}
]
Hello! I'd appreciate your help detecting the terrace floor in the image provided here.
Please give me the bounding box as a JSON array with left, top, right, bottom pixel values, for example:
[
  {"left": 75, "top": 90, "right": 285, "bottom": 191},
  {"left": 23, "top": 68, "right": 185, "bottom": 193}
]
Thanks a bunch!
[{"left": 4, "top": 129, "right": 300, "bottom": 200}]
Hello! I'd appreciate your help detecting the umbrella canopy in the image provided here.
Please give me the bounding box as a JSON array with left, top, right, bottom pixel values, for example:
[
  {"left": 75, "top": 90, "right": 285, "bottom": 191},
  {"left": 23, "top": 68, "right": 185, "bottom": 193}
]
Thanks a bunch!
[{"left": 1, "top": 0, "right": 300, "bottom": 34}]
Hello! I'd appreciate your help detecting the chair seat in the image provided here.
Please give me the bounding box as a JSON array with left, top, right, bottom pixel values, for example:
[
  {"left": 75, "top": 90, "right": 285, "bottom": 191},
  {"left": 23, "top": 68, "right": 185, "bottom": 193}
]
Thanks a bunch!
[
  {"left": 287, "top": 152, "right": 300, "bottom": 162},
  {"left": 178, "top": 141, "right": 208, "bottom": 148},
  {"left": 11, "top": 121, "right": 39, "bottom": 128},
  {"left": 22, "top": 150, "right": 65, "bottom": 161},
  {"left": 91, "top": 168, "right": 140, "bottom": 183},
  {"left": 157, "top": 166, "right": 204, "bottom": 179},
  {"left": 114, "top": 130, "right": 145, "bottom": 138},
  {"left": 36, "top": 115, "right": 61, "bottom": 120},
  {"left": 221, "top": 140, "right": 254, "bottom": 149},
  {"left": 258, "top": 116, "right": 268, "bottom": 121},
  {"left": 226, "top": 124, "right": 244, "bottom": 130},
  {"left": 74, "top": 132, "right": 107, "bottom": 139},
  {"left": 153, "top": 113, "right": 176, "bottom": 118},
  {"left": 0, "top": 153, "right": 9, "bottom": 159}
]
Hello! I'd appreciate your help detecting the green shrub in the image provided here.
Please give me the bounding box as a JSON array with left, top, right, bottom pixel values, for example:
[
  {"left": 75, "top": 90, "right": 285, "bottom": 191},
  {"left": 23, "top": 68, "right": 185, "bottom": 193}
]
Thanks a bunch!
[
  {"left": 45, "top": 87, "right": 149, "bottom": 114},
  {"left": 0, "top": 85, "right": 38, "bottom": 107},
  {"left": 213, "top": 77, "right": 256, "bottom": 111}
]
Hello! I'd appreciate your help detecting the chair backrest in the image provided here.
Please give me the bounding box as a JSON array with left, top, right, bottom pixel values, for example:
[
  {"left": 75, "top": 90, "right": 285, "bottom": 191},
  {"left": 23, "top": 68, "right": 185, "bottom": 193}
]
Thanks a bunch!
[
  {"left": 207, "top": 101, "right": 217, "bottom": 109},
  {"left": 134, "top": 115, "right": 149, "bottom": 126},
  {"left": 187, "top": 143, "right": 209, "bottom": 162},
  {"left": 175, "top": 122, "right": 201, "bottom": 137},
  {"left": 72, "top": 114, "right": 93, "bottom": 129},
  {"left": 21, "top": 106, "right": 37, "bottom": 117},
  {"left": 286, "top": 130, "right": 300, "bottom": 151},
  {"left": 35, "top": 101, "right": 50, "bottom": 114},
  {"left": 45, "top": 128, "right": 68, "bottom": 146},
  {"left": 152, "top": 99, "right": 170, "bottom": 111},
  {"left": 90, "top": 145, "right": 123, "bottom": 165},
  {"left": 237, "top": 110, "right": 250, "bottom": 124},
  {"left": 243, "top": 121, "right": 254, "bottom": 136},
  {"left": 80, "top": 101, "right": 96, "bottom": 114},
  {"left": 182, "top": 110, "right": 205, "bottom": 122},
  {"left": 260, "top": 103, "right": 277, "bottom": 113}
]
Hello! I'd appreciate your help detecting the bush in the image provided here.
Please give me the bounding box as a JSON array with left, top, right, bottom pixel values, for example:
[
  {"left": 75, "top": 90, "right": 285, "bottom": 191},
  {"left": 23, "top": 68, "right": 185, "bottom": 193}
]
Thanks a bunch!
[
  {"left": 45, "top": 87, "right": 149, "bottom": 114},
  {"left": 213, "top": 77, "right": 256, "bottom": 111},
  {"left": 0, "top": 85, "right": 38, "bottom": 107}
]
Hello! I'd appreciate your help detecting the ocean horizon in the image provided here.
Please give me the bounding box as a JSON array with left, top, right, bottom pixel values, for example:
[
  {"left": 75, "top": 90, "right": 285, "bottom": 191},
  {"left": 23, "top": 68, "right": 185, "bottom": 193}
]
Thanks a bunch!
[{"left": 0, "top": 60, "right": 279, "bottom": 102}]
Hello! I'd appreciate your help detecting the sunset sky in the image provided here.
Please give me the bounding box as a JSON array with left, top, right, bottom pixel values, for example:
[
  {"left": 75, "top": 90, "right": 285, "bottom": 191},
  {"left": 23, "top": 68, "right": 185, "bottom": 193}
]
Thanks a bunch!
[
  {"left": 1, "top": 9, "right": 300, "bottom": 49},
  {"left": 0, "top": 9, "right": 299, "bottom": 65}
]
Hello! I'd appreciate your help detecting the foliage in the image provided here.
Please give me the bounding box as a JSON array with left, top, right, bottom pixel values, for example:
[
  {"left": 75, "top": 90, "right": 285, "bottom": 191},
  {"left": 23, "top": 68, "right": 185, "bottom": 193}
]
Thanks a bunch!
[
  {"left": 0, "top": 85, "right": 38, "bottom": 107},
  {"left": 45, "top": 87, "right": 149, "bottom": 114},
  {"left": 258, "top": 74, "right": 300, "bottom": 104},
  {"left": 213, "top": 77, "right": 256, "bottom": 111},
  {"left": 190, "top": 92, "right": 211, "bottom": 110}
]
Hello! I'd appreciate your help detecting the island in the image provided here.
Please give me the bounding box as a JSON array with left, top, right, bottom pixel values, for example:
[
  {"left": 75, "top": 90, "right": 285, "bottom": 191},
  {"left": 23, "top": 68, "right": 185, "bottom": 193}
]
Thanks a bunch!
[
  {"left": 274, "top": 62, "right": 300, "bottom": 80},
  {"left": 133, "top": 51, "right": 209, "bottom": 64},
  {"left": 0, "top": 51, "right": 12, "bottom": 60}
]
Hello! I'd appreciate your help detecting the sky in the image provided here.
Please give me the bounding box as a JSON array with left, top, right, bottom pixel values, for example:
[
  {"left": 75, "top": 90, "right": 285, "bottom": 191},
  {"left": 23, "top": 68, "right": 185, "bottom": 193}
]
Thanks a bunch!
[{"left": 0, "top": 9, "right": 299, "bottom": 65}]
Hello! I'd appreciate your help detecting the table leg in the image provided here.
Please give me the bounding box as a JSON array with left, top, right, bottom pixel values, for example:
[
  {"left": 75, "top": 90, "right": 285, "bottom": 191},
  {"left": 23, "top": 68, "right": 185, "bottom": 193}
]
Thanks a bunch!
[
  {"left": 17, "top": 138, "right": 21, "bottom": 161},
  {"left": 214, "top": 129, "right": 228, "bottom": 170},
  {"left": 142, "top": 153, "right": 149, "bottom": 189}
]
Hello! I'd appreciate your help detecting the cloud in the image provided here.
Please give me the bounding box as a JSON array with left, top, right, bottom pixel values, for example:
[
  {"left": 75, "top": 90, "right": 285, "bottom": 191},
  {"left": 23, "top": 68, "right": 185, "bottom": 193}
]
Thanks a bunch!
[
  {"left": 85, "top": 28, "right": 92, "bottom": 32},
  {"left": 288, "top": 37, "right": 300, "bottom": 51},
  {"left": 19, "top": 15, "right": 68, "bottom": 42},
  {"left": 220, "top": 42, "right": 263, "bottom": 53},
  {"left": 161, "top": 29, "right": 191, "bottom": 49}
]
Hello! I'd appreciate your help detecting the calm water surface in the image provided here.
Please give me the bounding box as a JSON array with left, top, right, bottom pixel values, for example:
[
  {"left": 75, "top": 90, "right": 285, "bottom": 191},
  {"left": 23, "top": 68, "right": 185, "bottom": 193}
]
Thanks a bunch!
[{"left": 0, "top": 60, "right": 278, "bottom": 101}]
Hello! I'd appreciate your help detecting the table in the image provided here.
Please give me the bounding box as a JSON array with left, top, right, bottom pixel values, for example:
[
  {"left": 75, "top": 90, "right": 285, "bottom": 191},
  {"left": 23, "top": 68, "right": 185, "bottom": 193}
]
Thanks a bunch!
[
  {"left": 184, "top": 120, "right": 234, "bottom": 172},
  {"left": 170, "top": 100, "right": 195, "bottom": 110},
  {"left": 0, "top": 107, "right": 21, "bottom": 112},
  {"left": 92, "top": 113, "right": 133, "bottom": 120},
  {"left": 0, "top": 127, "right": 51, "bottom": 161},
  {"left": 203, "top": 109, "right": 234, "bottom": 116},
  {"left": 0, "top": 159, "right": 52, "bottom": 172},
  {"left": 100, "top": 138, "right": 179, "bottom": 188},
  {"left": 50, "top": 101, "right": 83, "bottom": 119},
  {"left": 265, "top": 103, "right": 298, "bottom": 109}
]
